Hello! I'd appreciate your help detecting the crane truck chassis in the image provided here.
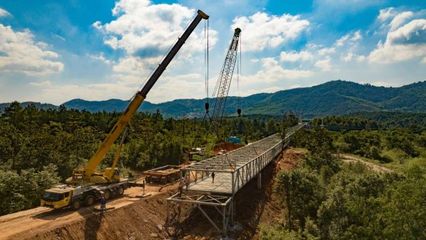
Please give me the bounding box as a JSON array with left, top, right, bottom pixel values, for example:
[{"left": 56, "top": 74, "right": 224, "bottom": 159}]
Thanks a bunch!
[{"left": 41, "top": 180, "right": 130, "bottom": 210}]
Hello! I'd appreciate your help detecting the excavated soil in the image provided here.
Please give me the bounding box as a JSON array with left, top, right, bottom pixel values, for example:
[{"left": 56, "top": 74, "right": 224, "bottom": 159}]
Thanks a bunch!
[{"left": 0, "top": 148, "right": 305, "bottom": 240}]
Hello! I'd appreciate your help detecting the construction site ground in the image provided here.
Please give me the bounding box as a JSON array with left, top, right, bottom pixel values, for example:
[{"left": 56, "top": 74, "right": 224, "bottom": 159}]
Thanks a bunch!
[{"left": 0, "top": 148, "right": 305, "bottom": 240}]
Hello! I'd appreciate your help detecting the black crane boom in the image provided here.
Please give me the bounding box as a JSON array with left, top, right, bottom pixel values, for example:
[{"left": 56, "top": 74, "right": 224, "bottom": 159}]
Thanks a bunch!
[{"left": 140, "top": 10, "right": 209, "bottom": 97}]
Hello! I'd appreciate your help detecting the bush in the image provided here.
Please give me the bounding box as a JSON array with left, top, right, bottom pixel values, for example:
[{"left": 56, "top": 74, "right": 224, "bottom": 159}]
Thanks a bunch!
[
  {"left": 260, "top": 225, "right": 302, "bottom": 240},
  {"left": 0, "top": 165, "right": 59, "bottom": 215}
]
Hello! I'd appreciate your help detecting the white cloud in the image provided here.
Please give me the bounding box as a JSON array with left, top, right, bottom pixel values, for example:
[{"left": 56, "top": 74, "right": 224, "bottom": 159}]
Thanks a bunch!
[
  {"left": 318, "top": 47, "right": 336, "bottom": 56},
  {"left": 276, "top": 31, "right": 363, "bottom": 70},
  {"left": 88, "top": 53, "right": 113, "bottom": 65},
  {"left": 111, "top": 55, "right": 162, "bottom": 84},
  {"left": 369, "top": 11, "right": 426, "bottom": 64},
  {"left": 29, "top": 80, "right": 52, "bottom": 87},
  {"left": 280, "top": 51, "right": 313, "bottom": 62},
  {"left": 148, "top": 73, "right": 205, "bottom": 101},
  {"left": 244, "top": 57, "right": 313, "bottom": 85},
  {"left": 343, "top": 52, "right": 366, "bottom": 62},
  {"left": 378, "top": 8, "right": 396, "bottom": 22},
  {"left": 232, "top": 12, "right": 309, "bottom": 52},
  {"left": 0, "top": 24, "right": 63, "bottom": 76},
  {"left": 29, "top": 80, "right": 136, "bottom": 104},
  {"left": 93, "top": 0, "right": 217, "bottom": 89},
  {"left": 0, "top": 8, "right": 11, "bottom": 18},
  {"left": 387, "top": 19, "right": 426, "bottom": 45},
  {"left": 389, "top": 11, "right": 414, "bottom": 31},
  {"left": 336, "top": 31, "right": 362, "bottom": 46},
  {"left": 28, "top": 72, "right": 206, "bottom": 104},
  {"left": 94, "top": 0, "right": 217, "bottom": 58},
  {"left": 369, "top": 44, "right": 426, "bottom": 64},
  {"left": 315, "top": 59, "right": 332, "bottom": 71}
]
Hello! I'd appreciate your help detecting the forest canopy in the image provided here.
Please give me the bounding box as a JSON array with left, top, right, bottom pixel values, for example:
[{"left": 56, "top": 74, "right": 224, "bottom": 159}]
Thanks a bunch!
[{"left": 0, "top": 102, "right": 292, "bottom": 215}]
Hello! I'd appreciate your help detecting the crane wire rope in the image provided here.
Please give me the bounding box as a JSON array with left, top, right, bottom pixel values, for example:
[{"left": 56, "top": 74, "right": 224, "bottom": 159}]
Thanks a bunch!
[
  {"left": 237, "top": 31, "right": 242, "bottom": 115},
  {"left": 205, "top": 19, "right": 210, "bottom": 104},
  {"left": 203, "top": 19, "right": 211, "bottom": 122}
]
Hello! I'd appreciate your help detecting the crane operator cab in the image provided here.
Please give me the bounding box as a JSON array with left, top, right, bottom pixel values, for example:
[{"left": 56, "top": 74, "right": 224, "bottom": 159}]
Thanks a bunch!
[{"left": 40, "top": 185, "right": 77, "bottom": 209}]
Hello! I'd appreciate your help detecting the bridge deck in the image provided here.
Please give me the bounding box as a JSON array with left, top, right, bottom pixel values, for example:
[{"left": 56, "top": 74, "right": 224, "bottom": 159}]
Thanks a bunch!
[{"left": 183, "top": 124, "right": 303, "bottom": 195}]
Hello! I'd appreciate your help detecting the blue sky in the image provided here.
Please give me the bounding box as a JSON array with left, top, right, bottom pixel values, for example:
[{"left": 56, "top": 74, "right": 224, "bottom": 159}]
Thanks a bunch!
[{"left": 0, "top": 0, "right": 425, "bottom": 104}]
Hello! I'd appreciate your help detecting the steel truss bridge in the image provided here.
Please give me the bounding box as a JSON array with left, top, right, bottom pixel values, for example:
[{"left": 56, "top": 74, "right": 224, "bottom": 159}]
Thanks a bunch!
[{"left": 167, "top": 124, "right": 304, "bottom": 235}]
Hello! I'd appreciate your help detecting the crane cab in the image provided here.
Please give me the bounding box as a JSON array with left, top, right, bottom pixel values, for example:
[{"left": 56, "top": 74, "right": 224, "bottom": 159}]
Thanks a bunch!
[{"left": 41, "top": 185, "right": 74, "bottom": 209}]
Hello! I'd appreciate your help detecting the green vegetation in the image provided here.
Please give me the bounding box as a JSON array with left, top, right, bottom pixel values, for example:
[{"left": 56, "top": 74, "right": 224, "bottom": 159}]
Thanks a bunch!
[
  {"left": 0, "top": 102, "right": 289, "bottom": 215},
  {"left": 2, "top": 98, "right": 426, "bottom": 240},
  {"left": 261, "top": 121, "right": 426, "bottom": 240}
]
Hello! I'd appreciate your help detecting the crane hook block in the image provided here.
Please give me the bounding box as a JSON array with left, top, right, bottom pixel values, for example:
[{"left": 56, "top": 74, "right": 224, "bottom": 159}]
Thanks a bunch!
[{"left": 205, "top": 102, "right": 210, "bottom": 112}]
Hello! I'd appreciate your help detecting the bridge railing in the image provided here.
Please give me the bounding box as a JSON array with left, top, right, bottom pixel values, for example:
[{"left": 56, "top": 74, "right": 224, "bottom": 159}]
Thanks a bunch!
[
  {"left": 231, "top": 137, "right": 283, "bottom": 194},
  {"left": 230, "top": 123, "right": 303, "bottom": 194}
]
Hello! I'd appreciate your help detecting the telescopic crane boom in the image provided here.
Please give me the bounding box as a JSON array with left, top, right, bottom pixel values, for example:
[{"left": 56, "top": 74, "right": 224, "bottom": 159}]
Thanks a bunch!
[{"left": 74, "top": 10, "right": 210, "bottom": 184}]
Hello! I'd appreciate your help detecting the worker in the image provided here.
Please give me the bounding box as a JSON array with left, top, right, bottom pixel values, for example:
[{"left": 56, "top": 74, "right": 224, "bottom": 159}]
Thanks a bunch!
[
  {"left": 211, "top": 172, "right": 215, "bottom": 183},
  {"left": 185, "top": 176, "right": 190, "bottom": 190},
  {"left": 99, "top": 191, "right": 106, "bottom": 214},
  {"left": 142, "top": 179, "right": 146, "bottom": 196},
  {"left": 178, "top": 177, "right": 185, "bottom": 197}
]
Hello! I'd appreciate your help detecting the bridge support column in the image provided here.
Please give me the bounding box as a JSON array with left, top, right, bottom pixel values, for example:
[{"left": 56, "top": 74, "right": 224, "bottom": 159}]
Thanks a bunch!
[{"left": 257, "top": 172, "right": 262, "bottom": 189}]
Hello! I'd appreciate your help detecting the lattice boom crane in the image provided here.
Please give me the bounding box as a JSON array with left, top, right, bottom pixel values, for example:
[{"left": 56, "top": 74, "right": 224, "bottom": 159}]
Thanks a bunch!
[{"left": 211, "top": 28, "right": 241, "bottom": 124}]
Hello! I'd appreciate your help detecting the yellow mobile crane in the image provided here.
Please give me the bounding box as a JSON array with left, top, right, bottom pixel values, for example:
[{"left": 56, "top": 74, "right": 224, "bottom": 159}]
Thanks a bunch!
[{"left": 41, "top": 10, "right": 209, "bottom": 210}]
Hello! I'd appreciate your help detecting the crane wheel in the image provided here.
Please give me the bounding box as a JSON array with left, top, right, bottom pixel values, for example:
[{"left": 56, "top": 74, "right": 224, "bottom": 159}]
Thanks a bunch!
[
  {"left": 85, "top": 195, "right": 95, "bottom": 206},
  {"left": 104, "top": 190, "right": 111, "bottom": 200},
  {"left": 72, "top": 200, "right": 81, "bottom": 210},
  {"left": 117, "top": 186, "right": 124, "bottom": 196}
]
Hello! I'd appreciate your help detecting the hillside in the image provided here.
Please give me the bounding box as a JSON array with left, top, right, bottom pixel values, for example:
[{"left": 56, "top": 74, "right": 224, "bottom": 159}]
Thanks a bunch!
[
  {"left": 0, "top": 102, "right": 57, "bottom": 112},
  {"left": 2, "top": 80, "right": 425, "bottom": 117}
]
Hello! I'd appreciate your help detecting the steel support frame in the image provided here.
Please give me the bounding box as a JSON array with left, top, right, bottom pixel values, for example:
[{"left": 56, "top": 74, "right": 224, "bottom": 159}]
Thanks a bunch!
[{"left": 167, "top": 192, "right": 234, "bottom": 235}]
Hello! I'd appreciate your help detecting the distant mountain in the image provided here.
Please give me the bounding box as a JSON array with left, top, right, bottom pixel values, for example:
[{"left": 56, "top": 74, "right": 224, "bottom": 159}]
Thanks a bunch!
[
  {"left": 2, "top": 80, "right": 425, "bottom": 118},
  {"left": 65, "top": 80, "right": 426, "bottom": 118},
  {"left": 0, "top": 102, "right": 57, "bottom": 112}
]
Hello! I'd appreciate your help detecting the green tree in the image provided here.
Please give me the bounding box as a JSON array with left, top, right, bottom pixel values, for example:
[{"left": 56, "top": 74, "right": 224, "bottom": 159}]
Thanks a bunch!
[{"left": 276, "top": 169, "right": 324, "bottom": 230}]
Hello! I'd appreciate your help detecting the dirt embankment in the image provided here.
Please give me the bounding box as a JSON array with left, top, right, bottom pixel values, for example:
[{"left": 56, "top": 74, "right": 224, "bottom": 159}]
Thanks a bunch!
[
  {"left": 234, "top": 148, "right": 304, "bottom": 240},
  {"left": 0, "top": 148, "right": 305, "bottom": 240},
  {"left": 0, "top": 184, "right": 177, "bottom": 240}
]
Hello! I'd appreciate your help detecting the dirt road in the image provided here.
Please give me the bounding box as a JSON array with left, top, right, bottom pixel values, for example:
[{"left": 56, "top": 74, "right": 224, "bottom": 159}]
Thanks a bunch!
[
  {"left": 0, "top": 183, "right": 178, "bottom": 240},
  {"left": 340, "top": 154, "right": 393, "bottom": 173}
]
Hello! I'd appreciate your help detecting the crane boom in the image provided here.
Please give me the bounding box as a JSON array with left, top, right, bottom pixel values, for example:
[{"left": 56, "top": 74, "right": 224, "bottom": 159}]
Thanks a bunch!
[
  {"left": 211, "top": 28, "right": 241, "bottom": 124},
  {"left": 81, "top": 10, "right": 209, "bottom": 182}
]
